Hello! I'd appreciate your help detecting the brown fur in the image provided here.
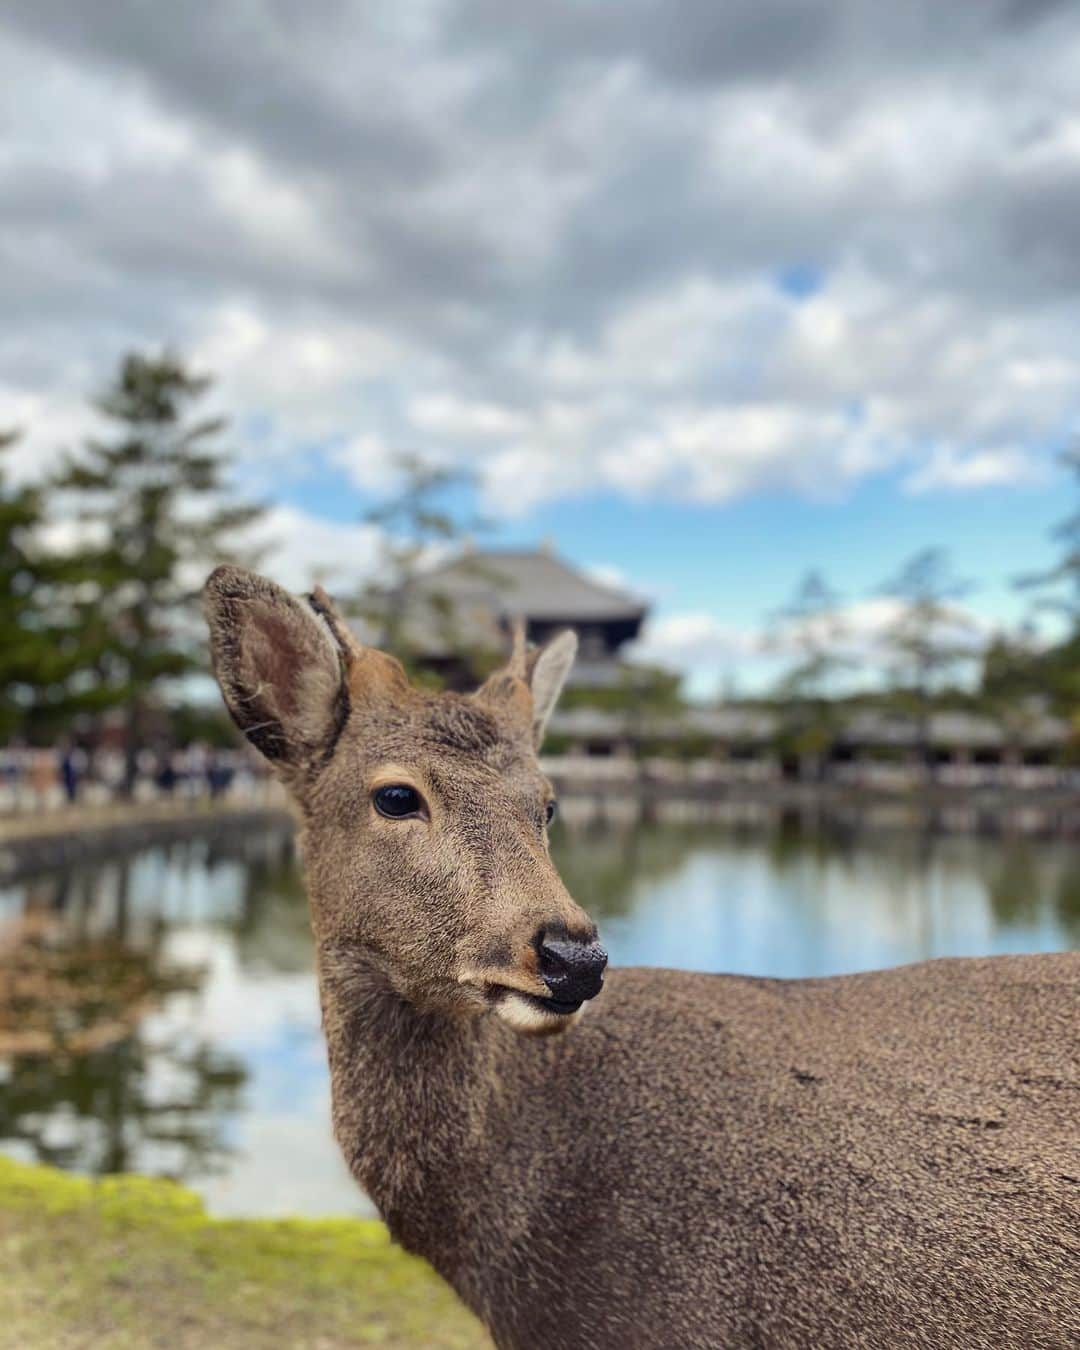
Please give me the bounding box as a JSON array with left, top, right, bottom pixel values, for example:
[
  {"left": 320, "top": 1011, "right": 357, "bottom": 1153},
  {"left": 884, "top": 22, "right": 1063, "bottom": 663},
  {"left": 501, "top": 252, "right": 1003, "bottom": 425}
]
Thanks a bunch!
[{"left": 204, "top": 566, "right": 1080, "bottom": 1350}]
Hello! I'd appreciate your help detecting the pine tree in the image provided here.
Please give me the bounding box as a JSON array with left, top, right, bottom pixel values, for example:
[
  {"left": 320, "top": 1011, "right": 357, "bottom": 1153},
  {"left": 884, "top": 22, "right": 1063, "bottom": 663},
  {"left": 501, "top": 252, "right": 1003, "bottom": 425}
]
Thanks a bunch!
[
  {"left": 978, "top": 626, "right": 1051, "bottom": 762},
  {"left": 56, "top": 352, "right": 263, "bottom": 792},
  {"left": 1016, "top": 444, "right": 1080, "bottom": 725},
  {"left": 1019, "top": 443, "right": 1080, "bottom": 627},
  {"left": 0, "top": 430, "right": 58, "bottom": 740}
]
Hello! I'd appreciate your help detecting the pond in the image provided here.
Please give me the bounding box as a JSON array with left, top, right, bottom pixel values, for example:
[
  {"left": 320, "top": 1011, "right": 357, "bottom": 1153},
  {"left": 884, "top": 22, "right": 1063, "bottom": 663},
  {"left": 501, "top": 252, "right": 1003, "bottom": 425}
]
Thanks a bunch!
[{"left": 1, "top": 820, "right": 1077, "bottom": 1218}]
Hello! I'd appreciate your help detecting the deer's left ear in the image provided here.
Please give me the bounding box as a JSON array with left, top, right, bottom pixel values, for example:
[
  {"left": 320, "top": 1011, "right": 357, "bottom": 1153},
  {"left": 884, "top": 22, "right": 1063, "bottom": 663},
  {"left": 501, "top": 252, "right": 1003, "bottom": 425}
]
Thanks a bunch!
[
  {"left": 203, "top": 566, "right": 351, "bottom": 770},
  {"left": 525, "top": 630, "right": 577, "bottom": 746}
]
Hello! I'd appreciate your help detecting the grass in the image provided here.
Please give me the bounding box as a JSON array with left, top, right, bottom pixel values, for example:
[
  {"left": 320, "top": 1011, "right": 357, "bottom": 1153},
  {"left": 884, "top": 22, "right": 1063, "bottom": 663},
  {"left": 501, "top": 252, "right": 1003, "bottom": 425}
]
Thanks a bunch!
[{"left": 0, "top": 1156, "right": 490, "bottom": 1349}]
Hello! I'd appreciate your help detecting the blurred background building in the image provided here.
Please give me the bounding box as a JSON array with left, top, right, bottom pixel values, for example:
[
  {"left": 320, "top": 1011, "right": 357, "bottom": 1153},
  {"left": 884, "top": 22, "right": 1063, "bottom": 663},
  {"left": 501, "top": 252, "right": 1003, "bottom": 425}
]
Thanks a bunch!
[{"left": 380, "top": 544, "right": 648, "bottom": 692}]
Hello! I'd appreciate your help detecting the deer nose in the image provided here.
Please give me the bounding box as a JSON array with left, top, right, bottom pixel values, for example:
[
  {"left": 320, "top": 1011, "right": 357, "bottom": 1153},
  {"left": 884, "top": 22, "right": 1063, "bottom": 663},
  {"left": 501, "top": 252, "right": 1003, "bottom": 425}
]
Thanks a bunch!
[{"left": 536, "top": 931, "right": 608, "bottom": 1004}]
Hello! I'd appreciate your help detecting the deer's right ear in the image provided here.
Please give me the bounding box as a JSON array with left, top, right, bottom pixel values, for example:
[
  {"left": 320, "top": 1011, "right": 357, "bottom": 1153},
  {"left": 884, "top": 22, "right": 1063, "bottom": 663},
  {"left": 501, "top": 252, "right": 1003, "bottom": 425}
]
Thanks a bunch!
[{"left": 203, "top": 566, "right": 350, "bottom": 768}]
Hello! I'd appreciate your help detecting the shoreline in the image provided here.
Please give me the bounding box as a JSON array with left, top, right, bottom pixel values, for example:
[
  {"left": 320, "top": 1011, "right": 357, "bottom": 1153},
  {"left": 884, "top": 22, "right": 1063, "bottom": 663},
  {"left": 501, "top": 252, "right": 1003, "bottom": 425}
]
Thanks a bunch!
[
  {"left": 1, "top": 774, "right": 1079, "bottom": 880},
  {"left": 548, "top": 775, "right": 1080, "bottom": 837},
  {"left": 0, "top": 798, "right": 295, "bottom": 880}
]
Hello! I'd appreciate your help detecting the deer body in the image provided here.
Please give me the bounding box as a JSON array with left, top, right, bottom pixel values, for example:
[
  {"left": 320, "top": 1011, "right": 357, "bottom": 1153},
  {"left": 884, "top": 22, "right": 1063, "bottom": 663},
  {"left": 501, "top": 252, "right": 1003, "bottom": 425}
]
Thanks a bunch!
[
  {"left": 319, "top": 952, "right": 1079, "bottom": 1349},
  {"left": 205, "top": 567, "right": 1079, "bottom": 1350}
]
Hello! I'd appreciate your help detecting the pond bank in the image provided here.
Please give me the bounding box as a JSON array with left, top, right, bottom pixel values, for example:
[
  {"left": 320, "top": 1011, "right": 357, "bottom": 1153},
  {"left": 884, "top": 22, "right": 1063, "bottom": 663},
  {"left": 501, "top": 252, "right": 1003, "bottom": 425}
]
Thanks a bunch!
[
  {"left": 0, "top": 799, "right": 294, "bottom": 880},
  {"left": 0, "top": 1156, "right": 488, "bottom": 1349},
  {"left": 2, "top": 773, "right": 1079, "bottom": 885},
  {"left": 547, "top": 772, "right": 1080, "bottom": 837}
]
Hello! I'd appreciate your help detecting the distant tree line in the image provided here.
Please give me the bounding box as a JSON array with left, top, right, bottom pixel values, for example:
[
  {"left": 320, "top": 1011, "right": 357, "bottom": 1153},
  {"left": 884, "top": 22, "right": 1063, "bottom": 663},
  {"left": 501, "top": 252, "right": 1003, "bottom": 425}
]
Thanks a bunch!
[
  {"left": 3, "top": 347, "right": 1078, "bottom": 785},
  {"left": 765, "top": 456, "right": 1080, "bottom": 769}
]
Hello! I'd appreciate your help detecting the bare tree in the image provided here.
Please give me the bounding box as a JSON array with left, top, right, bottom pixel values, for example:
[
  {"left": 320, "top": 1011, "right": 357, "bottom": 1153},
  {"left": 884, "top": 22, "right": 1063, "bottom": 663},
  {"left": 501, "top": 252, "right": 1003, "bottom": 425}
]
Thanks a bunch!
[
  {"left": 767, "top": 570, "right": 848, "bottom": 779},
  {"left": 878, "top": 548, "right": 977, "bottom": 774},
  {"left": 352, "top": 452, "right": 497, "bottom": 682}
]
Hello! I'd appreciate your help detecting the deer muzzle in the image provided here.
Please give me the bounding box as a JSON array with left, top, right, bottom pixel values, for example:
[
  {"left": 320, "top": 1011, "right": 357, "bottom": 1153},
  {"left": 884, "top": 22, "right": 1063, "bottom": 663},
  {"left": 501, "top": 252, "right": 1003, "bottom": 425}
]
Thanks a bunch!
[{"left": 536, "top": 930, "right": 608, "bottom": 1008}]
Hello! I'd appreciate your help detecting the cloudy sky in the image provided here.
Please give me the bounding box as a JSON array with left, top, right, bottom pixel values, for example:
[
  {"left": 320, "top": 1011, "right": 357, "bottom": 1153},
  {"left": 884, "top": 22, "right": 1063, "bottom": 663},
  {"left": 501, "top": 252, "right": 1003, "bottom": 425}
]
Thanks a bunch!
[{"left": 3, "top": 1, "right": 1078, "bottom": 693}]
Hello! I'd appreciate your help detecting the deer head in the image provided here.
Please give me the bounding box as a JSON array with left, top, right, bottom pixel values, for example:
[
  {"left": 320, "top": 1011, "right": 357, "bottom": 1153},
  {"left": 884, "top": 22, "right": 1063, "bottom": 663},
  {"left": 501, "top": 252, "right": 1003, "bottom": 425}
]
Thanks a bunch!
[{"left": 203, "top": 566, "right": 606, "bottom": 1035}]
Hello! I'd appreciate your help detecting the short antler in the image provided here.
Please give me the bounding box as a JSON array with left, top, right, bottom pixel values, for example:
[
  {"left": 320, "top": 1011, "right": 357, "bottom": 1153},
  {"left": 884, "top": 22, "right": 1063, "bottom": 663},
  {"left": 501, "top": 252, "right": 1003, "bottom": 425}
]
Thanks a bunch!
[
  {"left": 309, "top": 584, "right": 365, "bottom": 665},
  {"left": 507, "top": 616, "right": 527, "bottom": 679}
]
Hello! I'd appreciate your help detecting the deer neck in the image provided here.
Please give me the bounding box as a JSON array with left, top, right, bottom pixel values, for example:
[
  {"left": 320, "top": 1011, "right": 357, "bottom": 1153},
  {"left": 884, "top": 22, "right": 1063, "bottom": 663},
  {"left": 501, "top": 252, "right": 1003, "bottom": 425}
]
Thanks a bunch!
[{"left": 315, "top": 942, "right": 499, "bottom": 1251}]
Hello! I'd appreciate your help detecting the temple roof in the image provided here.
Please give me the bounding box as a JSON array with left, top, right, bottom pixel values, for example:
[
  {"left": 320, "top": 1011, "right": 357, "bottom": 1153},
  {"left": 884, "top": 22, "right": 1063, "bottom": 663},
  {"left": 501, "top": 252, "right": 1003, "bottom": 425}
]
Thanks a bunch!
[{"left": 413, "top": 548, "right": 648, "bottom": 624}]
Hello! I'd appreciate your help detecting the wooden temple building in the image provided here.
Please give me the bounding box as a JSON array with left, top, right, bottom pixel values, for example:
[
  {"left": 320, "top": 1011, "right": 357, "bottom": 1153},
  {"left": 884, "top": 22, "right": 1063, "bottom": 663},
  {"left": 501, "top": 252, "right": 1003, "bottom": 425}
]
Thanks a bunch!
[{"left": 394, "top": 545, "right": 649, "bottom": 691}]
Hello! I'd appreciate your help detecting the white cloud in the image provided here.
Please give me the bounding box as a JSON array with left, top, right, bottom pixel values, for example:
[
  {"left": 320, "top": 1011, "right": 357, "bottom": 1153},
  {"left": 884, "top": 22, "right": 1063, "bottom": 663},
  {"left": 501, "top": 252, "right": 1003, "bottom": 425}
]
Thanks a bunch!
[
  {"left": 1, "top": 385, "right": 100, "bottom": 483},
  {"left": 904, "top": 446, "right": 1048, "bottom": 494},
  {"left": 629, "top": 612, "right": 762, "bottom": 683},
  {"left": 329, "top": 432, "right": 407, "bottom": 495},
  {"left": 582, "top": 561, "right": 645, "bottom": 597},
  {"left": 601, "top": 403, "right": 883, "bottom": 504},
  {"left": 2, "top": 0, "right": 1079, "bottom": 518},
  {"left": 407, "top": 392, "right": 527, "bottom": 441},
  {"left": 631, "top": 594, "right": 993, "bottom": 699},
  {"left": 248, "top": 504, "right": 385, "bottom": 595},
  {"left": 480, "top": 443, "right": 597, "bottom": 516}
]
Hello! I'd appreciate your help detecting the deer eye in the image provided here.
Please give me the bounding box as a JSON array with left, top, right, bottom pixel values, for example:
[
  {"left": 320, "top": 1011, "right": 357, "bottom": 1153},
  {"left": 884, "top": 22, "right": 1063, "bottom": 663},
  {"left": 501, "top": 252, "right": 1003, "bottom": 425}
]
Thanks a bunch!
[
  {"left": 373, "top": 785, "right": 424, "bottom": 819},
  {"left": 545, "top": 800, "right": 558, "bottom": 826}
]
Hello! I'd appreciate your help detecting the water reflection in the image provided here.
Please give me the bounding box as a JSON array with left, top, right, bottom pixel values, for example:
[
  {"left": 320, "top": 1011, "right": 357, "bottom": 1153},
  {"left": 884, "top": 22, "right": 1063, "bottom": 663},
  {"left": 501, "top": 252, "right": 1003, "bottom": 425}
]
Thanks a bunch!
[
  {"left": 0, "top": 820, "right": 1076, "bottom": 1216},
  {"left": 552, "top": 821, "right": 1080, "bottom": 977},
  {"left": 0, "top": 1037, "right": 244, "bottom": 1177},
  {"left": 0, "top": 830, "right": 362, "bottom": 1217}
]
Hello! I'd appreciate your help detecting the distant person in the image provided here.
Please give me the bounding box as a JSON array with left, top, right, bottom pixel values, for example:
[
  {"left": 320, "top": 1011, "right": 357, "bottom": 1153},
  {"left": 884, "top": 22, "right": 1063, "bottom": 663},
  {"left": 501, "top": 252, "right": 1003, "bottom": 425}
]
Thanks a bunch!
[
  {"left": 58, "top": 741, "right": 80, "bottom": 805},
  {"left": 155, "top": 752, "right": 178, "bottom": 797},
  {"left": 206, "top": 751, "right": 234, "bottom": 800}
]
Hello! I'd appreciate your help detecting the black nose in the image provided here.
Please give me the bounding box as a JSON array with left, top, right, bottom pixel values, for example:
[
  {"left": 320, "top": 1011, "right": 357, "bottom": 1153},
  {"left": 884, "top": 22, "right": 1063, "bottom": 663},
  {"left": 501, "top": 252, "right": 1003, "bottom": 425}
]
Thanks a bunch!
[{"left": 537, "top": 931, "right": 608, "bottom": 1004}]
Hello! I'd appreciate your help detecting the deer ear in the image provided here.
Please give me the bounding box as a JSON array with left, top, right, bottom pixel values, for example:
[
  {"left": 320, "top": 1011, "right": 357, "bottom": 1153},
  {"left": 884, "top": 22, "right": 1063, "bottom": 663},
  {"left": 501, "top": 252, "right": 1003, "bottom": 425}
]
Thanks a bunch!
[
  {"left": 203, "top": 566, "right": 350, "bottom": 768},
  {"left": 526, "top": 630, "right": 577, "bottom": 747}
]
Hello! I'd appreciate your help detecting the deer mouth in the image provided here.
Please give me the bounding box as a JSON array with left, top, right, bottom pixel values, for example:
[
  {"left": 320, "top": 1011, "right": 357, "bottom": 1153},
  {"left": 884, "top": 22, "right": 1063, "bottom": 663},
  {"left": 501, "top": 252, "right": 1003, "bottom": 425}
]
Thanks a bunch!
[
  {"left": 487, "top": 985, "right": 582, "bottom": 1016},
  {"left": 486, "top": 985, "right": 585, "bottom": 1034},
  {"left": 523, "top": 992, "right": 584, "bottom": 1016}
]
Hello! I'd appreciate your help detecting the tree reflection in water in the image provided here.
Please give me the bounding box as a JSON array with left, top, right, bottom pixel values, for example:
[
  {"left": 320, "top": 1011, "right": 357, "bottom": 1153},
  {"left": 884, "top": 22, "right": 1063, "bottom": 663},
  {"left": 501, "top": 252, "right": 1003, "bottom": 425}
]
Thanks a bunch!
[
  {"left": 0, "top": 838, "right": 272, "bottom": 1183},
  {"left": 0, "top": 1034, "right": 245, "bottom": 1178}
]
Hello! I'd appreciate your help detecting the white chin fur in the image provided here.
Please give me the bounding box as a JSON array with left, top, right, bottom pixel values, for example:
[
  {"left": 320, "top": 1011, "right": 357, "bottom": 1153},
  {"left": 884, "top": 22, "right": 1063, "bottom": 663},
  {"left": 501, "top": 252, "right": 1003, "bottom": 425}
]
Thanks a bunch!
[{"left": 494, "top": 991, "right": 583, "bottom": 1036}]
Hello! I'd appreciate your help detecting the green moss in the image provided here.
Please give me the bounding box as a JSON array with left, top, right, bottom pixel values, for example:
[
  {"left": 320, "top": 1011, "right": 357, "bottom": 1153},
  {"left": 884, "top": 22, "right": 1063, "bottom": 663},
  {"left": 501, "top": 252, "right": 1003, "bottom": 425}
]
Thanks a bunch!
[{"left": 0, "top": 1156, "right": 489, "bottom": 1349}]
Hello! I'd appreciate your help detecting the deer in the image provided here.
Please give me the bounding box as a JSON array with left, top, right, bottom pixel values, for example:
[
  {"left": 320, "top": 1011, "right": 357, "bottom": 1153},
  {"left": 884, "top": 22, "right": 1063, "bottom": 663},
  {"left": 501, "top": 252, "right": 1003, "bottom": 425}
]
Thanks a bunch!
[{"left": 203, "top": 565, "right": 1079, "bottom": 1350}]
